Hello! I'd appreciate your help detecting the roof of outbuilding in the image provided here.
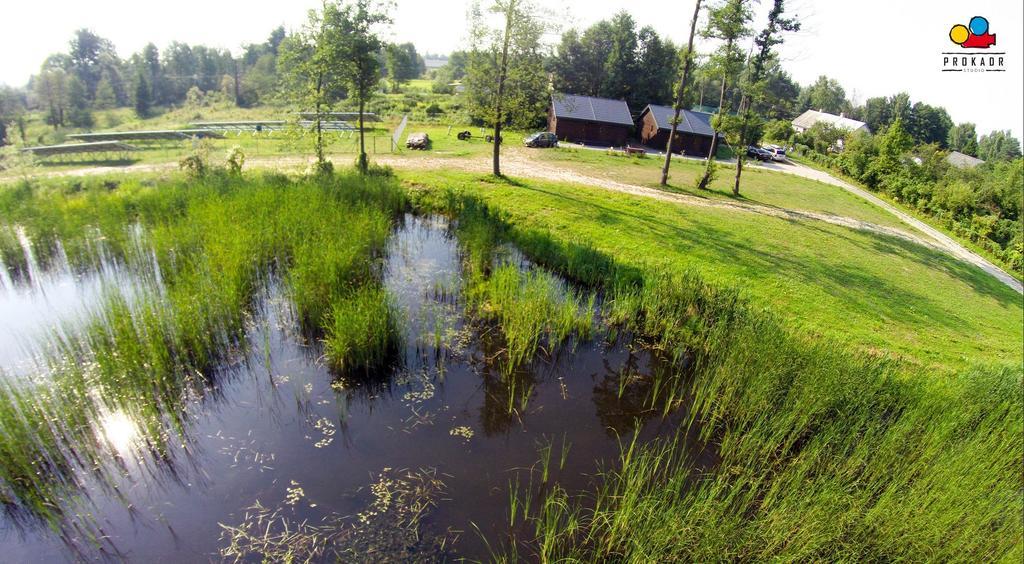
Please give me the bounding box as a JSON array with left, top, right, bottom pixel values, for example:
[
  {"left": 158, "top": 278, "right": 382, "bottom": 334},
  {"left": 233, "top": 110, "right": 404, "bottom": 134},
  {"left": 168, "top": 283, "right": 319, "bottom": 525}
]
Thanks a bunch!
[
  {"left": 639, "top": 104, "right": 718, "bottom": 137},
  {"left": 551, "top": 94, "right": 634, "bottom": 127},
  {"left": 946, "top": 151, "right": 985, "bottom": 169},
  {"left": 792, "top": 110, "right": 869, "bottom": 132}
]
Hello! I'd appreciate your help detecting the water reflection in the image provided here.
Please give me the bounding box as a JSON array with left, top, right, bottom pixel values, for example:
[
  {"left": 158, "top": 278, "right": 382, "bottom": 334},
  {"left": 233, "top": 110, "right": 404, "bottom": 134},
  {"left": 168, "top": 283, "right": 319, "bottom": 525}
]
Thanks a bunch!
[
  {"left": 0, "top": 214, "right": 710, "bottom": 561},
  {"left": 99, "top": 411, "right": 140, "bottom": 456}
]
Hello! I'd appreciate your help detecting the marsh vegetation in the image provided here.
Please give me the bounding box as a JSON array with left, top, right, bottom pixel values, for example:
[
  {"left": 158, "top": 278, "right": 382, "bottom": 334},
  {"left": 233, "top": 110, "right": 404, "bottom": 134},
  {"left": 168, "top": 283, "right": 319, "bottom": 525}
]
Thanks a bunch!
[{"left": 0, "top": 169, "right": 1019, "bottom": 561}]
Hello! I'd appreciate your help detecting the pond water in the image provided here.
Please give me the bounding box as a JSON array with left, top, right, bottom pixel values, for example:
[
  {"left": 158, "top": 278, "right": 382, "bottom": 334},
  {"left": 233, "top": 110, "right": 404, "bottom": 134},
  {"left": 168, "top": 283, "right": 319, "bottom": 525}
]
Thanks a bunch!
[{"left": 0, "top": 215, "right": 713, "bottom": 561}]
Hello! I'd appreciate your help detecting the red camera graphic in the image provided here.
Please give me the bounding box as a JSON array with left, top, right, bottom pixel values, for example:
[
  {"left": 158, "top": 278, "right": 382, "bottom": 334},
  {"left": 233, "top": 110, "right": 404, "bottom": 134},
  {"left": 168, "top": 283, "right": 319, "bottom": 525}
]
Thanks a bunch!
[{"left": 950, "top": 16, "right": 996, "bottom": 48}]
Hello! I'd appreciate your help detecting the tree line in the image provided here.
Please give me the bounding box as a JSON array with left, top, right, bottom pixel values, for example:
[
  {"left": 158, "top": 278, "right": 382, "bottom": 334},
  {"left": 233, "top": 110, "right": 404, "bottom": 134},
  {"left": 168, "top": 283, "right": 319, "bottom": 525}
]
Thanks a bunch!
[{"left": 0, "top": 21, "right": 425, "bottom": 144}]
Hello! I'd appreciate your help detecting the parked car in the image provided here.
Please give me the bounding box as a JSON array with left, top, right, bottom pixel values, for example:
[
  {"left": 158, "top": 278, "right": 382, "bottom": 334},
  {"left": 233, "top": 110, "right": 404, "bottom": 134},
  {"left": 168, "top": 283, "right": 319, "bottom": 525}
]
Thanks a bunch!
[
  {"left": 406, "top": 132, "right": 429, "bottom": 150},
  {"left": 746, "top": 146, "right": 772, "bottom": 161},
  {"left": 764, "top": 145, "right": 787, "bottom": 162},
  {"left": 524, "top": 132, "right": 558, "bottom": 148}
]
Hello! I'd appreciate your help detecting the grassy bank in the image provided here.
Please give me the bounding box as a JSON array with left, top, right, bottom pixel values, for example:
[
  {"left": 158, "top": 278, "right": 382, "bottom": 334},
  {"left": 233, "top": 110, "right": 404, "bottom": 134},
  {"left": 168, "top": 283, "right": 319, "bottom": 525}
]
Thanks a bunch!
[
  {"left": 403, "top": 170, "right": 1022, "bottom": 372},
  {"left": 413, "top": 178, "right": 1023, "bottom": 561}
]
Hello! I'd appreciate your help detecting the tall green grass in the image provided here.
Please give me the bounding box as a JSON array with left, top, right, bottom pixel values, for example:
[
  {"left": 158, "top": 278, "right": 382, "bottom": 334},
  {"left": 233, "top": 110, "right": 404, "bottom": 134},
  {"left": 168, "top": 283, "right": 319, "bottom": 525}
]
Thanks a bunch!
[
  {"left": 323, "top": 285, "right": 400, "bottom": 375},
  {"left": 417, "top": 186, "right": 1024, "bottom": 561},
  {"left": 0, "top": 170, "right": 408, "bottom": 529}
]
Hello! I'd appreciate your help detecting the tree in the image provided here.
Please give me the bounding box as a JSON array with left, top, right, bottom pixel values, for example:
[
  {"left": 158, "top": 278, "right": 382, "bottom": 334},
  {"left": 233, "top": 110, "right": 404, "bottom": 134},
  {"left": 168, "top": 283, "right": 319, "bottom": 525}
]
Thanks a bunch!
[
  {"left": 634, "top": 27, "right": 679, "bottom": 106},
  {"left": 465, "top": 0, "right": 548, "bottom": 176},
  {"left": 731, "top": 0, "right": 800, "bottom": 195},
  {"left": 978, "top": 130, "right": 1023, "bottom": 162},
  {"left": 0, "top": 87, "right": 27, "bottom": 145},
  {"left": 69, "top": 29, "right": 115, "bottom": 99},
  {"left": 602, "top": 12, "right": 640, "bottom": 107},
  {"left": 697, "top": 0, "right": 754, "bottom": 190},
  {"left": 66, "top": 76, "right": 94, "bottom": 128},
  {"left": 133, "top": 69, "right": 152, "bottom": 118},
  {"left": 948, "top": 122, "right": 978, "bottom": 156},
  {"left": 762, "top": 119, "right": 794, "bottom": 143},
  {"left": 907, "top": 102, "right": 952, "bottom": 146},
  {"left": 279, "top": 2, "right": 348, "bottom": 173},
  {"left": 93, "top": 72, "right": 118, "bottom": 110},
  {"left": 798, "top": 75, "right": 848, "bottom": 115},
  {"left": 332, "top": 0, "right": 391, "bottom": 174},
  {"left": 859, "top": 96, "right": 891, "bottom": 133},
  {"left": 35, "top": 67, "right": 69, "bottom": 128},
  {"left": 660, "top": 0, "right": 703, "bottom": 187},
  {"left": 386, "top": 42, "right": 421, "bottom": 92}
]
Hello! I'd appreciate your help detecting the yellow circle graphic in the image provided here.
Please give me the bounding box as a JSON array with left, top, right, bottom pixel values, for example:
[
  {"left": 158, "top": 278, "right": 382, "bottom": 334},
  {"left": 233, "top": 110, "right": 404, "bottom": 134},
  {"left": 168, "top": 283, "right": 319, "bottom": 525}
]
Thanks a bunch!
[{"left": 949, "top": 24, "right": 970, "bottom": 44}]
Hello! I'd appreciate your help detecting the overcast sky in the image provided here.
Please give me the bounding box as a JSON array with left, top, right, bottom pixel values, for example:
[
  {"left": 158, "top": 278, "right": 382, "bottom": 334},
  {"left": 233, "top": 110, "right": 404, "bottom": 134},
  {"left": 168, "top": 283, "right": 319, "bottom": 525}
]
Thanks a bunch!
[{"left": 1, "top": 0, "right": 1021, "bottom": 138}]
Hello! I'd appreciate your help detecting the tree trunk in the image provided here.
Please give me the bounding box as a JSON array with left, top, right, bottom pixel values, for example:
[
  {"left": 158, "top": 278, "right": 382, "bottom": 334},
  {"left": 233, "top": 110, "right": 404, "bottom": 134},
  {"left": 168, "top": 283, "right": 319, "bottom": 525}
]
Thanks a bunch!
[
  {"left": 493, "top": 1, "right": 515, "bottom": 177},
  {"left": 314, "top": 71, "right": 325, "bottom": 169},
  {"left": 660, "top": 0, "right": 702, "bottom": 187},
  {"left": 698, "top": 71, "right": 729, "bottom": 190},
  {"left": 733, "top": 151, "right": 744, "bottom": 195},
  {"left": 232, "top": 59, "right": 241, "bottom": 107},
  {"left": 737, "top": 93, "right": 753, "bottom": 195},
  {"left": 358, "top": 96, "right": 368, "bottom": 174}
]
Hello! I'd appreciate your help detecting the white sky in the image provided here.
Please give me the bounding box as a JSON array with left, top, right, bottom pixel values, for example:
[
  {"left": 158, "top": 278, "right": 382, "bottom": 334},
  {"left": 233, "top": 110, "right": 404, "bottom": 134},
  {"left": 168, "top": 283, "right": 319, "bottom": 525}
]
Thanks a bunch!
[{"left": 1, "top": 0, "right": 1021, "bottom": 139}]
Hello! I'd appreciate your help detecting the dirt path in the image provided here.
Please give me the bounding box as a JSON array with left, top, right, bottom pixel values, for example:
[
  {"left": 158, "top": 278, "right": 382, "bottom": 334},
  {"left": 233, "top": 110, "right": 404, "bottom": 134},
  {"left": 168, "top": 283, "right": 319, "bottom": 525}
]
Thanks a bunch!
[{"left": 14, "top": 151, "right": 1022, "bottom": 294}]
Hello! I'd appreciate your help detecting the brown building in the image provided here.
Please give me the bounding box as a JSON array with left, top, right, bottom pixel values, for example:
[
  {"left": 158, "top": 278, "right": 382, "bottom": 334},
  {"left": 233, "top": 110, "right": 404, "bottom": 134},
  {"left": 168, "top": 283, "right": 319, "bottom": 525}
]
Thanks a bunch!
[
  {"left": 637, "top": 104, "right": 720, "bottom": 156},
  {"left": 548, "top": 94, "right": 634, "bottom": 146}
]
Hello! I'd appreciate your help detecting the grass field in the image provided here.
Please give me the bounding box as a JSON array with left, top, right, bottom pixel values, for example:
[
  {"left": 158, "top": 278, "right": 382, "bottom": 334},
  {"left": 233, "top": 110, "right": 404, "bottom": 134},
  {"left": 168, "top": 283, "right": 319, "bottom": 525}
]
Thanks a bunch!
[{"left": 403, "top": 170, "right": 1022, "bottom": 372}]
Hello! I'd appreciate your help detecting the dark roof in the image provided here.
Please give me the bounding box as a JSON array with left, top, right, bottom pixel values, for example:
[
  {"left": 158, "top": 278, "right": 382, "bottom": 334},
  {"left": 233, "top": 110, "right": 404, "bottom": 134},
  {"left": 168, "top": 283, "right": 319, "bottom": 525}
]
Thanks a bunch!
[
  {"left": 551, "top": 94, "right": 634, "bottom": 127},
  {"left": 641, "top": 104, "right": 718, "bottom": 137}
]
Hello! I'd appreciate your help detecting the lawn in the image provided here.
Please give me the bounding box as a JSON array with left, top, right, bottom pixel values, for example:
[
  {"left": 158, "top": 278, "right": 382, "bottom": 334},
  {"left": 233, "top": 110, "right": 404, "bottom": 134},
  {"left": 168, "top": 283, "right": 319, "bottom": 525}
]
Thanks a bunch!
[
  {"left": 403, "top": 169, "right": 1022, "bottom": 372},
  {"left": 534, "top": 146, "right": 912, "bottom": 230}
]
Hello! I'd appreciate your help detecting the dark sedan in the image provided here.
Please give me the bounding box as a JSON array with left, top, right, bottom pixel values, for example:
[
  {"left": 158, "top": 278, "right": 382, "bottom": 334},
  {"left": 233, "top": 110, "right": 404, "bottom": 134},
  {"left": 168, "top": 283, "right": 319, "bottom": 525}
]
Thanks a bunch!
[{"left": 524, "top": 132, "right": 558, "bottom": 148}]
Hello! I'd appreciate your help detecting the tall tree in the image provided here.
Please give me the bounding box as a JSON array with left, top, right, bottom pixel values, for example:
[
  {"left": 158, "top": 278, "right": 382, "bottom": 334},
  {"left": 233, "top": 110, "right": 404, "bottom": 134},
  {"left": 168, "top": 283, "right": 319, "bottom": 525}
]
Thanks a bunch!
[
  {"left": 907, "top": 102, "right": 952, "bottom": 147},
  {"left": 798, "top": 75, "right": 848, "bottom": 114},
  {"left": 279, "top": 3, "right": 348, "bottom": 172},
  {"left": 93, "top": 72, "right": 118, "bottom": 110},
  {"left": 660, "top": 0, "right": 703, "bottom": 187},
  {"left": 602, "top": 12, "right": 640, "bottom": 107},
  {"left": 0, "top": 87, "right": 27, "bottom": 145},
  {"left": 948, "top": 122, "right": 978, "bottom": 156},
  {"left": 66, "top": 76, "right": 94, "bottom": 128},
  {"left": 634, "top": 27, "right": 679, "bottom": 106},
  {"left": 386, "top": 42, "right": 421, "bottom": 92},
  {"left": 69, "top": 29, "right": 115, "bottom": 100},
  {"left": 332, "top": 0, "right": 390, "bottom": 174},
  {"left": 731, "top": 0, "right": 800, "bottom": 195},
  {"left": 978, "top": 130, "right": 1023, "bottom": 162},
  {"left": 465, "top": 0, "right": 548, "bottom": 176},
  {"left": 133, "top": 68, "right": 152, "bottom": 118},
  {"left": 697, "top": 0, "right": 753, "bottom": 190},
  {"left": 34, "top": 68, "right": 69, "bottom": 128}
]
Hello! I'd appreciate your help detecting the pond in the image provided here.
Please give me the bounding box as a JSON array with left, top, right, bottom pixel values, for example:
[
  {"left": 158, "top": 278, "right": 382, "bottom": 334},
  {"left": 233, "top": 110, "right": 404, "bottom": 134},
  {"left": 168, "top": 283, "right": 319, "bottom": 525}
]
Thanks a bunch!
[{"left": 0, "top": 214, "right": 712, "bottom": 561}]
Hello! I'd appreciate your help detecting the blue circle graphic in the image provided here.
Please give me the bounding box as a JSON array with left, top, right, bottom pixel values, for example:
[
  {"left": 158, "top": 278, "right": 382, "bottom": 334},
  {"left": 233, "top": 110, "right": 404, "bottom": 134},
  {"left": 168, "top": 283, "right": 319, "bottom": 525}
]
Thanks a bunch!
[{"left": 969, "top": 16, "right": 988, "bottom": 35}]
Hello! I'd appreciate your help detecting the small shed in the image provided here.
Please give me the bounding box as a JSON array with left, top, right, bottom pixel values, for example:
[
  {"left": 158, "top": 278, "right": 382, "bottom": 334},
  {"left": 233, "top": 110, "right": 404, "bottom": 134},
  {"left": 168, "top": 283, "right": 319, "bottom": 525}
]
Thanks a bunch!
[
  {"left": 637, "top": 104, "right": 720, "bottom": 155},
  {"left": 548, "top": 94, "right": 634, "bottom": 146}
]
